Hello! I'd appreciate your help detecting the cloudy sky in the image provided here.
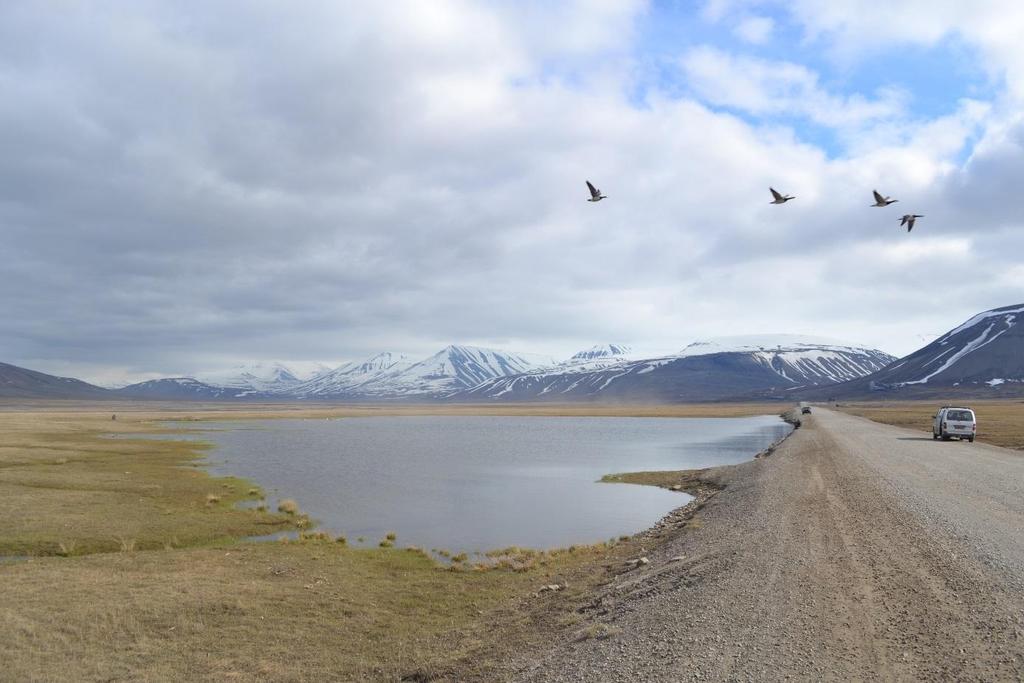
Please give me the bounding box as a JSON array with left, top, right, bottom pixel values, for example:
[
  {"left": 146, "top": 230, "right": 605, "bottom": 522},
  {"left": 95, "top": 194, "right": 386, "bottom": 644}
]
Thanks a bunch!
[{"left": 2, "top": 1, "right": 1023, "bottom": 385}]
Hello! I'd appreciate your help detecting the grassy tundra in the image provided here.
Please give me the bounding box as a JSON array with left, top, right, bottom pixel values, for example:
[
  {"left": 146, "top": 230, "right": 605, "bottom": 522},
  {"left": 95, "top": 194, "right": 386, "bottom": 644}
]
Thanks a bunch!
[
  {"left": 835, "top": 400, "right": 1024, "bottom": 450},
  {"left": 0, "top": 402, "right": 779, "bottom": 681}
]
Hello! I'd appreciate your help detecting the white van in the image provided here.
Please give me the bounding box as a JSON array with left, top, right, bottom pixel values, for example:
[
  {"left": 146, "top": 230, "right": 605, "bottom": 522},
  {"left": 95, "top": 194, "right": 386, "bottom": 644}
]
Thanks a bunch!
[{"left": 932, "top": 406, "right": 976, "bottom": 442}]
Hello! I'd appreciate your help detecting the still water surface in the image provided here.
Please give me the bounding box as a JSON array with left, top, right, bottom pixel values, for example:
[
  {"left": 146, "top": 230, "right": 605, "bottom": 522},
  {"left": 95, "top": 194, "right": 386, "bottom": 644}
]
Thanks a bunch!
[{"left": 181, "top": 415, "right": 790, "bottom": 553}]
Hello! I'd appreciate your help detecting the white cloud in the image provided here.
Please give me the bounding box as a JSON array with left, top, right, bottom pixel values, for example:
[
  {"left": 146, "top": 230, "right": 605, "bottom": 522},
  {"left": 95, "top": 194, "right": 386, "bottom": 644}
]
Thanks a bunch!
[
  {"left": 734, "top": 15, "right": 774, "bottom": 44},
  {"left": 730, "top": 1, "right": 1024, "bottom": 99},
  {"left": 680, "top": 46, "right": 908, "bottom": 130}
]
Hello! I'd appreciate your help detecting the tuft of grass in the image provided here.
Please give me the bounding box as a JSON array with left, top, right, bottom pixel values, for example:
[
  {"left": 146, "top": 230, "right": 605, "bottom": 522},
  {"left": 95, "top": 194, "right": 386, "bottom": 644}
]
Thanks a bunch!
[
  {"left": 57, "top": 540, "right": 77, "bottom": 557},
  {"left": 247, "top": 488, "right": 261, "bottom": 497},
  {"left": 450, "top": 552, "right": 468, "bottom": 564},
  {"left": 559, "top": 613, "right": 583, "bottom": 627},
  {"left": 385, "top": 531, "right": 397, "bottom": 541},
  {"left": 378, "top": 539, "right": 394, "bottom": 548},
  {"left": 581, "top": 623, "right": 622, "bottom": 640},
  {"left": 116, "top": 537, "right": 136, "bottom": 553},
  {"left": 277, "top": 499, "right": 299, "bottom": 515},
  {"left": 205, "top": 493, "right": 221, "bottom": 505},
  {"left": 335, "top": 536, "right": 347, "bottom": 545}
]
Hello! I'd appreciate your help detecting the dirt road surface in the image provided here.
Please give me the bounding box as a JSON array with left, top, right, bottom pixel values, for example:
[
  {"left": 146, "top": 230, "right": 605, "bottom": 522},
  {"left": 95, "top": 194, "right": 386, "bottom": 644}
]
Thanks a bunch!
[{"left": 515, "top": 408, "right": 1024, "bottom": 681}]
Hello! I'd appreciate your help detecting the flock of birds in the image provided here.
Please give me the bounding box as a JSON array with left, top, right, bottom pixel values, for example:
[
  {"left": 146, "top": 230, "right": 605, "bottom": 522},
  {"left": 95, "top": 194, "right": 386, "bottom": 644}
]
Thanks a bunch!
[{"left": 585, "top": 181, "right": 924, "bottom": 232}]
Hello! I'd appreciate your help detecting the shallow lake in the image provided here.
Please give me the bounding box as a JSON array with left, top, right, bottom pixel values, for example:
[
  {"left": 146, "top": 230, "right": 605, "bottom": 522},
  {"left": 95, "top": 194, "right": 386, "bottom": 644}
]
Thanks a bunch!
[{"left": 175, "top": 415, "right": 790, "bottom": 553}]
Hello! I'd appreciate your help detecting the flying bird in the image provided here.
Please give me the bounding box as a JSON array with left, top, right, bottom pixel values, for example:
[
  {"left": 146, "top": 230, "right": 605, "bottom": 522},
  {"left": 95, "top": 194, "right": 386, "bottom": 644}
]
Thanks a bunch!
[
  {"left": 899, "top": 214, "right": 924, "bottom": 232},
  {"left": 586, "top": 181, "right": 606, "bottom": 202},
  {"left": 871, "top": 190, "right": 898, "bottom": 207},
  {"left": 769, "top": 187, "right": 794, "bottom": 204}
]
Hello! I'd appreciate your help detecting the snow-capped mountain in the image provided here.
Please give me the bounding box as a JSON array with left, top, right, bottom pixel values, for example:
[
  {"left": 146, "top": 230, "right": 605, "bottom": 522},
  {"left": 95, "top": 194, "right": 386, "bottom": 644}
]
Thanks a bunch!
[
  {"left": 458, "top": 335, "right": 895, "bottom": 402},
  {"left": 291, "top": 346, "right": 556, "bottom": 399},
  {"left": 677, "top": 335, "right": 895, "bottom": 385},
  {"left": 115, "top": 377, "right": 254, "bottom": 400},
  {"left": 287, "top": 362, "right": 335, "bottom": 382},
  {"left": 821, "top": 303, "right": 1024, "bottom": 397},
  {"left": 196, "top": 362, "right": 303, "bottom": 394},
  {"left": 370, "top": 345, "right": 557, "bottom": 397},
  {"left": 288, "top": 352, "right": 413, "bottom": 398}
]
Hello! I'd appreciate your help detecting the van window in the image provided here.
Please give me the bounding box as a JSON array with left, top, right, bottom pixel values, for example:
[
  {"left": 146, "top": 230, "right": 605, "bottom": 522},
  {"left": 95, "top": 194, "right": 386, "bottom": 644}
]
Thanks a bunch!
[{"left": 945, "top": 410, "right": 973, "bottom": 421}]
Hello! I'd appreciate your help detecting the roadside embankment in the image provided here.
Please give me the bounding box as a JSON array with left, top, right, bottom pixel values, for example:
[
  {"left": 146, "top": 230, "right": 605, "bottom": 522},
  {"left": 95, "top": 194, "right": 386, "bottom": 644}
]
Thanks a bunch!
[{"left": 511, "top": 408, "right": 1024, "bottom": 682}]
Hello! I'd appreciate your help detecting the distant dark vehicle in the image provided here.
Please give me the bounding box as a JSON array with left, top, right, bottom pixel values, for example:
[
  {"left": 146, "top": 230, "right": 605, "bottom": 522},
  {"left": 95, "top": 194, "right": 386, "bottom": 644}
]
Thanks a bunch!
[
  {"left": 799, "top": 402, "right": 811, "bottom": 415},
  {"left": 933, "top": 406, "right": 976, "bottom": 442}
]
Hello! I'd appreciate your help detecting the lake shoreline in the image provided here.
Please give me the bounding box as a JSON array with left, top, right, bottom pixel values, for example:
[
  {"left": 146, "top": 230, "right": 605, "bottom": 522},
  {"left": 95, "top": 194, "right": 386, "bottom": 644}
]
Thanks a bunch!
[
  {"left": 0, "top": 402, "right": 798, "bottom": 681},
  {"left": 449, "top": 407, "right": 803, "bottom": 679},
  {"left": 179, "top": 412, "right": 790, "bottom": 554}
]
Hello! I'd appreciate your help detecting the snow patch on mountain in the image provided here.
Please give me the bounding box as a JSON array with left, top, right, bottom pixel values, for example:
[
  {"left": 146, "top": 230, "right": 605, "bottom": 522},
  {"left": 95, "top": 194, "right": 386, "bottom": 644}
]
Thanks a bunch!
[
  {"left": 900, "top": 322, "right": 1006, "bottom": 385},
  {"left": 940, "top": 306, "right": 1023, "bottom": 341},
  {"left": 888, "top": 304, "right": 1024, "bottom": 387},
  {"left": 289, "top": 352, "right": 412, "bottom": 398},
  {"left": 197, "top": 362, "right": 302, "bottom": 393},
  {"left": 678, "top": 335, "right": 871, "bottom": 357},
  {"left": 569, "top": 344, "right": 632, "bottom": 362}
]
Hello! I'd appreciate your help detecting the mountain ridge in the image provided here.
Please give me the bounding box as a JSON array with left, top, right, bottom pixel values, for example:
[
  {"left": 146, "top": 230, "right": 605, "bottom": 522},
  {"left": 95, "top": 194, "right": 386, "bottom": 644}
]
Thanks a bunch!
[
  {"left": 457, "top": 336, "right": 895, "bottom": 402},
  {"left": 806, "top": 303, "right": 1024, "bottom": 399}
]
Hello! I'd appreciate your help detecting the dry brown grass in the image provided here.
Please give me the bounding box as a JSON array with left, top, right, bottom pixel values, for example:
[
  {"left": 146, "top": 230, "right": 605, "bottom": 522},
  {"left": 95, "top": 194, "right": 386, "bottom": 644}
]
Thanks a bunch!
[
  {"left": 0, "top": 542, "right": 615, "bottom": 682},
  {"left": 835, "top": 400, "right": 1024, "bottom": 450},
  {"left": 600, "top": 468, "right": 714, "bottom": 491},
  {"left": 0, "top": 410, "right": 294, "bottom": 556}
]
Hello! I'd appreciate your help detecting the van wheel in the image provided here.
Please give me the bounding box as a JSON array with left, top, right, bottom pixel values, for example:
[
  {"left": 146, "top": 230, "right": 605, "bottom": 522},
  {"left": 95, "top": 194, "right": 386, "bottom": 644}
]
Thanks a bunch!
[
  {"left": 942, "top": 434, "right": 951, "bottom": 441},
  {"left": 932, "top": 433, "right": 939, "bottom": 440},
  {"left": 968, "top": 437, "right": 975, "bottom": 443}
]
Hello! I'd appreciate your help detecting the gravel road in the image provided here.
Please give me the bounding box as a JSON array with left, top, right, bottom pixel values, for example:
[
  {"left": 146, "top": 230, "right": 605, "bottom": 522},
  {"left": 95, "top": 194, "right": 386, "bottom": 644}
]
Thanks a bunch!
[{"left": 514, "top": 408, "right": 1024, "bottom": 681}]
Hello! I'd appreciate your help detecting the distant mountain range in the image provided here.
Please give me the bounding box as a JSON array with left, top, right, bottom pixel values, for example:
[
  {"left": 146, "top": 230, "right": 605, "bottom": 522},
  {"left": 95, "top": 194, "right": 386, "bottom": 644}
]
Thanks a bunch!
[
  {"left": 289, "top": 346, "right": 558, "bottom": 399},
  {"left": 2, "top": 303, "right": 1021, "bottom": 401},
  {"left": 195, "top": 362, "right": 305, "bottom": 394},
  {"left": 457, "top": 336, "right": 895, "bottom": 402}
]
